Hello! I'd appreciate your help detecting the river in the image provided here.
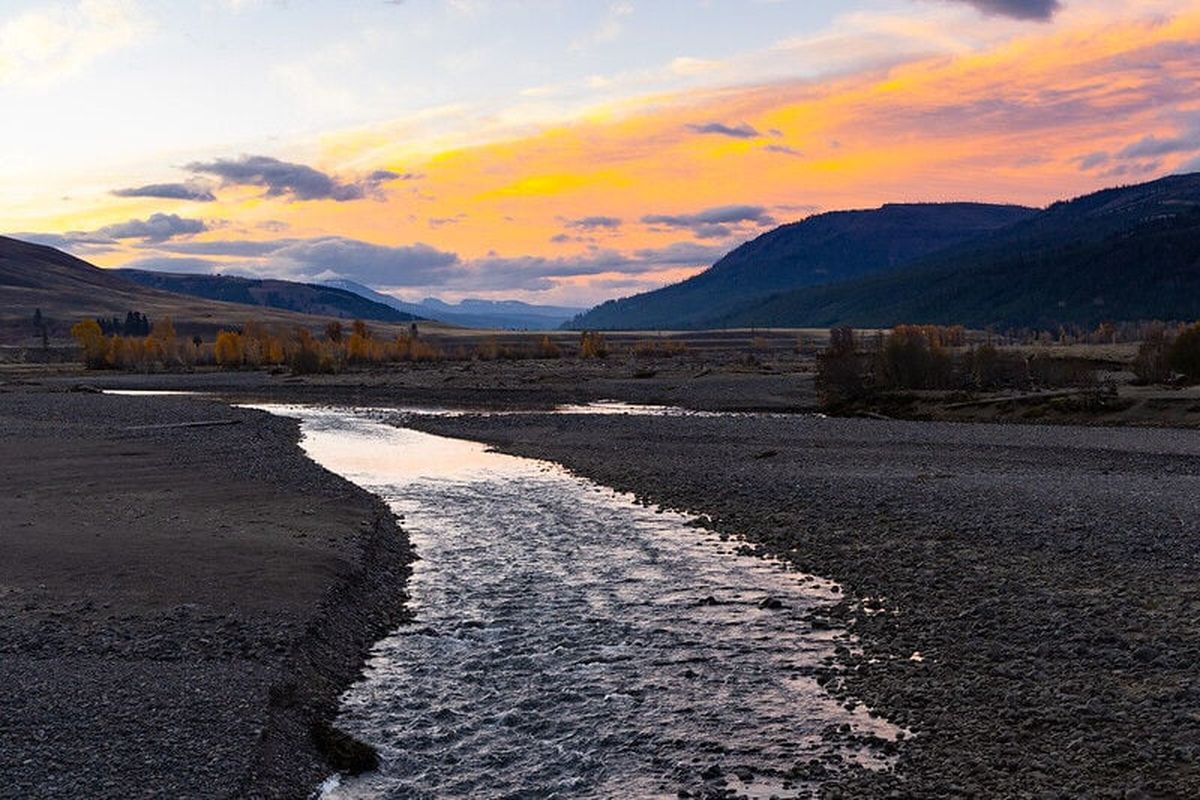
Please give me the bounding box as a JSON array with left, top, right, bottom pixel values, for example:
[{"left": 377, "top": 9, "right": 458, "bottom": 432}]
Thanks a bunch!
[{"left": 258, "top": 405, "right": 898, "bottom": 799}]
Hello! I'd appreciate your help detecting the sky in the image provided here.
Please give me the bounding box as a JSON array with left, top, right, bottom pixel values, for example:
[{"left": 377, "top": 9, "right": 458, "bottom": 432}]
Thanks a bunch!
[{"left": 4, "top": 0, "right": 1200, "bottom": 307}]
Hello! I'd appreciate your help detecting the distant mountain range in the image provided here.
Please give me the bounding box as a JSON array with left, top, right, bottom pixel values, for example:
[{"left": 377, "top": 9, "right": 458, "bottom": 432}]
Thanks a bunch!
[
  {"left": 568, "top": 172, "right": 1200, "bottom": 331},
  {"left": 115, "top": 270, "right": 418, "bottom": 324},
  {"left": 322, "top": 279, "right": 584, "bottom": 330}
]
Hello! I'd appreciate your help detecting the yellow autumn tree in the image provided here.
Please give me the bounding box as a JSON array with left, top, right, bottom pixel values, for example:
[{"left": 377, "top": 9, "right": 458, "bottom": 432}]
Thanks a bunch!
[
  {"left": 70, "top": 319, "right": 107, "bottom": 368},
  {"left": 213, "top": 330, "right": 244, "bottom": 366}
]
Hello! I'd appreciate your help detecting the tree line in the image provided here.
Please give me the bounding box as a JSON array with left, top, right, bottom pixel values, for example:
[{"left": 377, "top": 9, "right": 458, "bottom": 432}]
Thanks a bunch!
[
  {"left": 816, "top": 322, "right": 1200, "bottom": 408},
  {"left": 69, "top": 316, "right": 628, "bottom": 372}
]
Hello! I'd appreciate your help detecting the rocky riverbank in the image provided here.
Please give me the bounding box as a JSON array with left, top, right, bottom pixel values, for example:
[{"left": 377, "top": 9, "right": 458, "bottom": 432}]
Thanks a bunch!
[
  {"left": 409, "top": 410, "right": 1200, "bottom": 797},
  {"left": 0, "top": 390, "right": 413, "bottom": 799}
]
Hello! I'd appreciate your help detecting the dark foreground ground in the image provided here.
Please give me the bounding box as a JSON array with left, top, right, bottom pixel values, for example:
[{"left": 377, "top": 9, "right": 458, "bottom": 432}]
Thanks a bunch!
[
  {"left": 0, "top": 391, "right": 412, "bottom": 799},
  {"left": 6, "top": 359, "right": 1200, "bottom": 798},
  {"left": 410, "top": 411, "right": 1200, "bottom": 798}
]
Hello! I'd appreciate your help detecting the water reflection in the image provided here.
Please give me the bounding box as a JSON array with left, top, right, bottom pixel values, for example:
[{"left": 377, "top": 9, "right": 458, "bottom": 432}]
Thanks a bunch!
[{"left": 261, "top": 406, "right": 898, "bottom": 799}]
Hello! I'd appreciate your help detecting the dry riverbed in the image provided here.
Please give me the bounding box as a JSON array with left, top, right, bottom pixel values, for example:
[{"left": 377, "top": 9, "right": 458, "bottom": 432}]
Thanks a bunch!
[{"left": 0, "top": 390, "right": 412, "bottom": 799}]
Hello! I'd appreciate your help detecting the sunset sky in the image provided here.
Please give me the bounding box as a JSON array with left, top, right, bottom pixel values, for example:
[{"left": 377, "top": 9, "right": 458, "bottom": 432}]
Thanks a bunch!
[{"left": 4, "top": 0, "right": 1200, "bottom": 306}]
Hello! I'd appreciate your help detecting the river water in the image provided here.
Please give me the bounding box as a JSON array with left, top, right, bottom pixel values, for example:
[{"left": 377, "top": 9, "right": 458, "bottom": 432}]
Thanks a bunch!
[{"left": 259, "top": 406, "right": 898, "bottom": 799}]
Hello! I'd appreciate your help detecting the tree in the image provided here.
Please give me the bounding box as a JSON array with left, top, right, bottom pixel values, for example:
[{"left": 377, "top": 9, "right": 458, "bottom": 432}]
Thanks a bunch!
[
  {"left": 34, "top": 308, "right": 48, "bottom": 350},
  {"left": 325, "top": 320, "right": 344, "bottom": 343},
  {"left": 151, "top": 317, "right": 177, "bottom": 365},
  {"left": 214, "top": 330, "right": 244, "bottom": 366},
  {"left": 70, "top": 319, "right": 108, "bottom": 369},
  {"left": 1169, "top": 323, "right": 1200, "bottom": 381},
  {"left": 815, "top": 326, "right": 866, "bottom": 406}
]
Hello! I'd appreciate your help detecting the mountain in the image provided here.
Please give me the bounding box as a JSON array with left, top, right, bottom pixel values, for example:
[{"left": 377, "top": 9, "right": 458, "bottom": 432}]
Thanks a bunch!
[
  {"left": 718, "top": 172, "right": 1200, "bottom": 330},
  {"left": 114, "top": 270, "right": 419, "bottom": 323},
  {"left": 567, "top": 202, "right": 1037, "bottom": 330},
  {"left": 0, "top": 236, "right": 420, "bottom": 344},
  {"left": 323, "top": 278, "right": 584, "bottom": 330}
]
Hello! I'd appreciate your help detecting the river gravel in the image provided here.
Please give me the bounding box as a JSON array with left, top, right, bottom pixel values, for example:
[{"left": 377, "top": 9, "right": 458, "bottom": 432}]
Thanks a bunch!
[{"left": 408, "top": 411, "right": 1200, "bottom": 798}]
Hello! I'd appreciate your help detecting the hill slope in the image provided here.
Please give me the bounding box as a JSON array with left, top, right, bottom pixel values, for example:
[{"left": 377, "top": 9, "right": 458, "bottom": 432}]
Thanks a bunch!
[
  {"left": 0, "top": 236, "right": 421, "bottom": 344},
  {"left": 324, "top": 278, "right": 584, "bottom": 330},
  {"left": 114, "top": 270, "right": 418, "bottom": 323},
  {"left": 568, "top": 202, "right": 1037, "bottom": 330},
  {"left": 719, "top": 172, "right": 1200, "bottom": 329}
]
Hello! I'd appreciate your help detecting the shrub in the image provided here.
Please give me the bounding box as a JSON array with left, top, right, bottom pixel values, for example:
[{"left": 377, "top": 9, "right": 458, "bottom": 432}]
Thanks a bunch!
[
  {"left": 876, "top": 325, "right": 952, "bottom": 390},
  {"left": 630, "top": 339, "right": 686, "bottom": 357},
  {"left": 815, "top": 327, "right": 866, "bottom": 405},
  {"left": 290, "top": 329, "right": 324, "bottom": 374},
  {"left": 1170, "top": 323, "right": 1200, "bottom": 381},
  {"left": 580, "top": 331, "right": 607, "bottom": 359},
  {"left": 537, "top": 335, "right": 561, "bottom": 359},
  {"left": 1133, "top": 327, "right": 1173, "bottom": 385},
  {"left": 1026, "top": 354, "right": 1096, "bottom": 388}
]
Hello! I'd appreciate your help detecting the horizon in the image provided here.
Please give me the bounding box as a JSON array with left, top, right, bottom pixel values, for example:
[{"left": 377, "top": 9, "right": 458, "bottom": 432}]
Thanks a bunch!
[{"left": 5, "top": 0, "right": 1200, "bottom": 307}]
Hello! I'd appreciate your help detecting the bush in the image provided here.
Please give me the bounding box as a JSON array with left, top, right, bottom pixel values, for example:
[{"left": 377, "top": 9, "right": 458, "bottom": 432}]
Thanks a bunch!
[
  {"left": 1026, "top": 354, "right": 1096, "bottom": 388},
  {"left": 1170, "top": 323, "right": 1200, "bottom": 381},
  {"left": 875, "top": 325, "right": 952, "bottom": 390},
  {"left": 580, "top": 331, "right": 607, "bottom": 359},
  {"left": 816, "top": 327, "right": 867, "bottom": 405},
  {"left": 1133, "top": 327, "right": 1173, "bottom": 385},
  {"left": 630, "top": 339, "right": 686, "bottom": 357}
]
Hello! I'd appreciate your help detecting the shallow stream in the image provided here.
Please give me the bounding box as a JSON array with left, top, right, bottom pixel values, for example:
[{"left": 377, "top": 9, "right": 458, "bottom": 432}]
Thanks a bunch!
[{"left": 259, "top": 406, "right": 897, "bottom": 799}]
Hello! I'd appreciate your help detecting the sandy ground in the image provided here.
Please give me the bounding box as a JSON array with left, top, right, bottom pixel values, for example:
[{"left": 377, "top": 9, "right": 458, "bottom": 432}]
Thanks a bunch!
[{"left": 0, "top": 390, "right": 412, "bottom": 799}]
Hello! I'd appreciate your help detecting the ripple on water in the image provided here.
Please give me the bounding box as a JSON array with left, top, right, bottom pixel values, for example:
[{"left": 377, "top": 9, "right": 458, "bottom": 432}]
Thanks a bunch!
[{"left": 259, "top": 407, "right": 899, "bottom": 800}]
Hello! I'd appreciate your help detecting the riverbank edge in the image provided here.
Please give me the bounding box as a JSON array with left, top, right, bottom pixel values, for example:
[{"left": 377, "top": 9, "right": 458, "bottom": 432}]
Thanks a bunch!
[{"left": 233, "top": 410, "right": 415, "bottom": 799}]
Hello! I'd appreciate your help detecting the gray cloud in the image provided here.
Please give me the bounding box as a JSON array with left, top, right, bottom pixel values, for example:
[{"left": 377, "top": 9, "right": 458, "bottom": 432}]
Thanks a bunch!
[
  {"left": 134, "top": 232, "right": 730, "bottom": 294},
  {"left": 462, "top": 241, "right": 728, "bottom": 291},
  {"left": 18, "top": 213, "right": 205, "bottom": 252},
  {"left": 686, "top": 122, "right": 761, "bottom": 139},
  {"left": 13, "top": 231, "right": 118, "bottom": 255},
  {"left": 185, "top": 155, "right": 396, "bottom": 202},
  {"left": 97, "top": 213, "right": 207, "bottom": 243},
  {"left": 271, "top": 236, "right": 461, "bottom": 286},
  {"left": 565, "top": 215, "right": 623, "bottom": 230},
  {"left": 119, "top": 256, "right": 222, "bottom": 274},
  {"left": 112, "top": 182, "right": 217, "bottom": 202},
  {"left": 142, "top": 239, "right": 290, "bottom": 257},
  {"left": 641, "top": 205, "right": 775, "bottom": 238},
  {"left": 1177, "top": 155, "right": 1200, "bottom": 174},
  {"left": 631, "top": 241, "right": 729, "bottom": 265},
  {"left": 946, "top": 0, "right": 1061, "bottom": 20},
  {"left": 1078, "top": 151, "right": 1110, "bottom": 170},
  {"left": 764, "top": 144, "right": 803, "bottom": 157},
  {"left": 1118, "top": 134, "right": 1200, "bottom": 160}
]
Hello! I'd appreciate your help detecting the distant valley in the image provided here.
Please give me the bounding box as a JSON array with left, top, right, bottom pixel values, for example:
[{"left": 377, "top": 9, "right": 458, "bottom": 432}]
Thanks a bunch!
[{"left": 322, "top": 279, "right": 584, "bottom": 330}]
